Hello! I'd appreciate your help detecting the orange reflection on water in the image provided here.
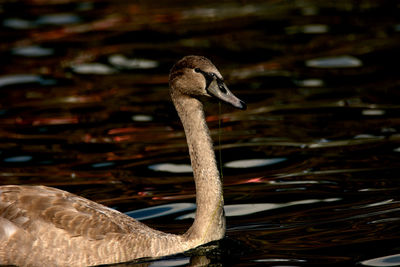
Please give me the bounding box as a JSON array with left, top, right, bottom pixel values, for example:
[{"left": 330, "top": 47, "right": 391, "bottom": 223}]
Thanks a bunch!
[
  {"left": 108, "top": 127, "right": 149, "bottom": 135},
  {"left": 15, "top": 116, "right": 79, "bottom": 126},
  {"left": 58, "top": 95, "right": 103, "bottom": 104},
  {"left": 152, "top": 194, "right": 195, "bottom": 201},
  {"left": 113, "top": 135, "right": 133, "bottom": 142},
  {"left": 230, "top": 177, "right": 264, "bottom": 185},
  {"left": 206, "top": 115, "right": 231, "bottom": 123}
]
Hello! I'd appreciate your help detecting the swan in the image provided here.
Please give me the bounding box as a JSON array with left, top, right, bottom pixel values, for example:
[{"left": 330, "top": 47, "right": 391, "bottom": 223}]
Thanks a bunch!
[{"left": 0, "top": 55, "right": 246, "bottom": 267}]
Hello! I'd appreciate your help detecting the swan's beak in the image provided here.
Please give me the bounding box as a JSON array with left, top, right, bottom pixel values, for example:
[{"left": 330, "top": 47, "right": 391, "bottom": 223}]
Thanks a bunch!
[{"left": 207, "top": 79, "right": 246, "bottom": 110}]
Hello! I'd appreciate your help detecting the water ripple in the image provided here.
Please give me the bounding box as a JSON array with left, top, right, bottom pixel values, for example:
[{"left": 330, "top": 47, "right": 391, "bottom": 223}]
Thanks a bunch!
[
  {"left": 0, "top": 74, "right": 56, "bottom": 88},
  {"left": 12, "top": 46, "right": 54, "bottom": 57},
  {"left": 177, "top": 198, "right": 341, "bottom": 220},
  {"left": 126, "top": 203, "right": 196, "bottom": 221},
  {"left": 360, "top": 254, "right": 400, "bottom": 267},
  {"left": 148, "top": 257, "right": 190, "bottom": 267},
  {"left": 148, "top": 163, "right": 192, "bottom": 173},
  {"left": 108, "top": 54, "right": 159, "bottom": 70},
  {"left": 306, "top": 55, "right": 363, "bottom": 68},
  {"left": 71, "top": 63, "right": 117, "bottom": 75},
  {"left": 224, "top": 158, "right": 286, "bottom": 168}
]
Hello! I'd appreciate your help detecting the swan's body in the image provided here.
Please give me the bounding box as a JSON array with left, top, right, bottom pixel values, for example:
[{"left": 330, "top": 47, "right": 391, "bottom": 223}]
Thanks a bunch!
[{"left": 0, "top": 56, "right": 245, "bottom": 267}]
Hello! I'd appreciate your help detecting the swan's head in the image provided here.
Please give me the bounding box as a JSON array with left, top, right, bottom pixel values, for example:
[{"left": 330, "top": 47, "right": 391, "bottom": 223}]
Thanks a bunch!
[{"left": 169, "top": 55, "right": 246, "bottom": 110}]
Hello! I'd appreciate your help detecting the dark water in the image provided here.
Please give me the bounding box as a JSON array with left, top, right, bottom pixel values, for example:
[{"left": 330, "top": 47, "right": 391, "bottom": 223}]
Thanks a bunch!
[{"left": 1, "top": 0, "right": 400, "bottom": 266}]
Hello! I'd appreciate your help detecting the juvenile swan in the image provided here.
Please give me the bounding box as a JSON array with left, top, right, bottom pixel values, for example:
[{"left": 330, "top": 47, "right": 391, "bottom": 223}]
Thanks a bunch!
[{"left": 0, "top": 55, "right": 246, "bottom": 267}]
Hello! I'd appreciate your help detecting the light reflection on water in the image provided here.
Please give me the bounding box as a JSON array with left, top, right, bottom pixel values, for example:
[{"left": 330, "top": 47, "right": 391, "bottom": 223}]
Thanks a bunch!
[
  {"left": 12, "top": 45, "right": 55, "bottom": 57},
  {"left": 0, "top": 74, "right": 56, "bottom": 88},
  {"left": 176, "top": 198, "right": 341, "bottom": 220},
  {"left": 1, "top": 0, "right": 400, "bottom": 266},
  {"left": 148, "top": 257, "right": 190, "bottom": 267},
  {"left": 305, "top": 55, "right": 363, "bottom": 68},
  {"left": 361, "top": 254, "right": 400, "bottom": 267},
  {"left": 127, "top": 203, "right": 196, "bottom": 221}
]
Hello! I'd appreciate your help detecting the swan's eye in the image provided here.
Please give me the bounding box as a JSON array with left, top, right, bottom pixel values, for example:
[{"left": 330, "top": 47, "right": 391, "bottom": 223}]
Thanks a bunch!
[{"left": 194, "top": 68, "right": 201, "bottom": 73}]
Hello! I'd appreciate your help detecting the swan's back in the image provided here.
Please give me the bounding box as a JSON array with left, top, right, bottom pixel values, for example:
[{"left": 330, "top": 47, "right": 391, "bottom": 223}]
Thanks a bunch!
[
  {"left": 0, "top": 185, "right": 141, "bottom": 236},
  {"left": 0, "top": 185, "right": 168, "bottom": 266}
]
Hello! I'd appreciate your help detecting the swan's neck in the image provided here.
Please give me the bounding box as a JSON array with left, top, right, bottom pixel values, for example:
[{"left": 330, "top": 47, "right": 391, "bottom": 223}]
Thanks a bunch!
[{"left": 172, "top": 92, "right": 225, "bottom": 245}]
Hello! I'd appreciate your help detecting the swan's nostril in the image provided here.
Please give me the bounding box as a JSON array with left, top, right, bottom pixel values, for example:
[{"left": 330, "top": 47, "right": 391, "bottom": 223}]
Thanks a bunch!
[{"left": 219, "top": 84, "right": 227, "bottom": 94}]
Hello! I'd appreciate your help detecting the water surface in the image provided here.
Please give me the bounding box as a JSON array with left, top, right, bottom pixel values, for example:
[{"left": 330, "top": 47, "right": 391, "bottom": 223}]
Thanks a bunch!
[{"left": 1, "top": 0, "right": 400, "bottom": 266}]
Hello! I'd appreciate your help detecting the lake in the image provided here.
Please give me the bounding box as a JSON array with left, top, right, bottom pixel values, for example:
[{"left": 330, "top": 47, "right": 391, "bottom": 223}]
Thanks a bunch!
[{"left": 1, "top": 0, "right": 400, "bottom": 266}]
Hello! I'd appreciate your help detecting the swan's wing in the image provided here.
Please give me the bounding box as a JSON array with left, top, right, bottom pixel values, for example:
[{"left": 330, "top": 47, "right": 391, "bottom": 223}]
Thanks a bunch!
[{"left": 0, "top": 185, "right": 142, "bottom": 241}]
